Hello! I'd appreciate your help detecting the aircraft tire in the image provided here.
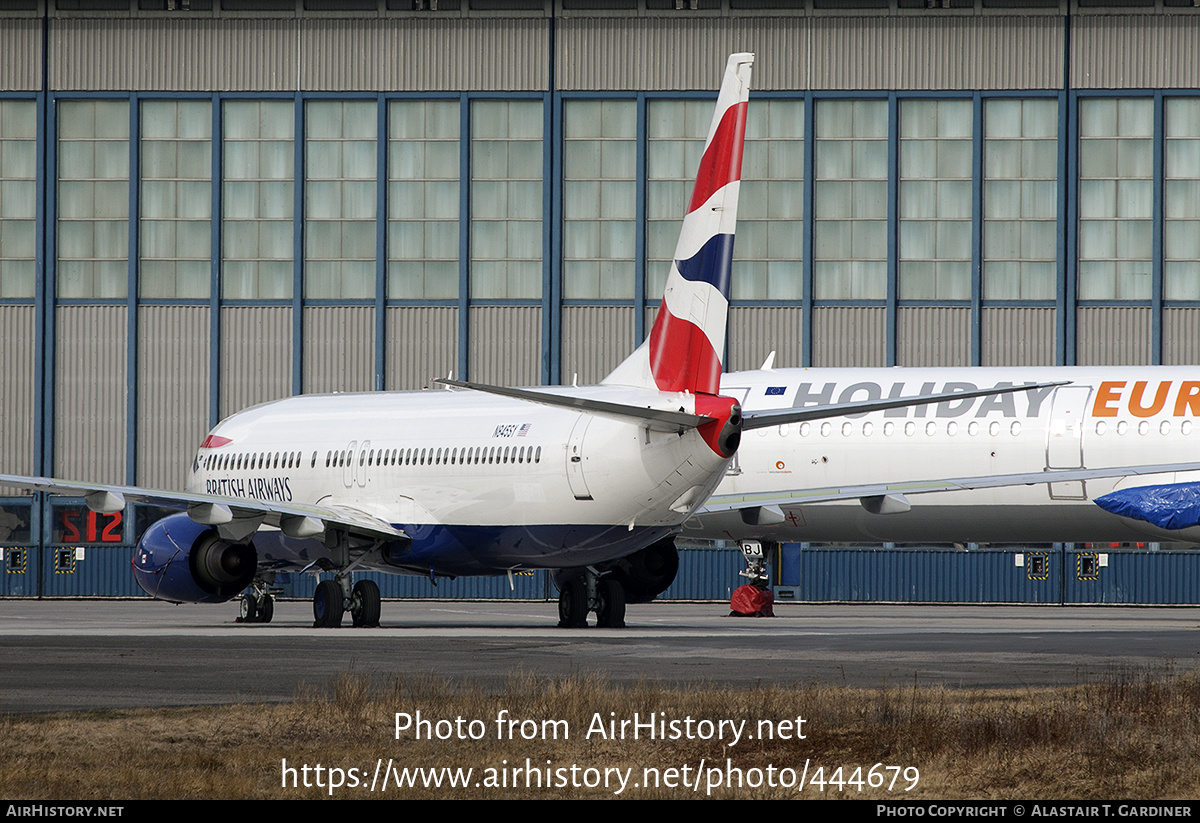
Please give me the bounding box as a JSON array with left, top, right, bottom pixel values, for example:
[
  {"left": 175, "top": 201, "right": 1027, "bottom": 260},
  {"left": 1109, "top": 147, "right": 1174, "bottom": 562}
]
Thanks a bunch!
[
  {"left": 313, "top": 580, "right": 344, "bottom": 628},
  {"left": 557, "top": 578, "right": 588, "bottom": 628},
  {"left": 239, "top": 594, "right": 258, "bottom": 623},
  {"left": 259, "top": 594, "right": 274, "bottom": 624},
  {"left": 351, "top": 579, "right": 381, "bottom": 628},
  {"left": 595, "top": 578, "right": 626, "bottom": 629}
]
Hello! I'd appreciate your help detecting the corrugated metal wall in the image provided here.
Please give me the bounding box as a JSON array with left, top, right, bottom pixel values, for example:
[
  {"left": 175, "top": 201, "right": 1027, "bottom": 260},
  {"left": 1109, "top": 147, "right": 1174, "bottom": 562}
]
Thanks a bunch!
[
  {"left": 0, "top": 306, "right": 37, "bottom": 494},
  {"left": 1163, "top": 308, "right": 1200, "bottom": 367},
  {"left": 136, "top": 306, "right": 209, "bottom": 489},
  {"left": 48, "top": 16, "right": 549, "bottom": 92},
  {"left": 1065, "top": 550, "right": 1200, "bottom": 605},
  {"left": 982, "top": 306, "right": 1056, "bottom": 367},
  {"left": 560, "top": 305, "right": 634, "bottom": 385},
  {"left": 302, "top": 305, "right": 374, "bottom": 394},
  {"left": 556, "top": 14, "right": 1061, "bottom": 91},
  {"left": 468, "top": 305, "right": 541, "bottom": 385},
  {"left": 779, "top": 545, "right": 1062, "bottom": 603},
  {"left": 811, "top": 15, "right": 1062, "bottom": 91},
  {"left": 1076, "top": 306, "right": 1152, "bottom": 366},
  {"left": 556, "top": 17, "right": 805, "bottom": 91},
  {"left": 219, "top": 306, "right": 292, "bottom": 418},
  {"left": 302, "top": 18, "right": 549, "bottom": 91},
  {"left": 1073, "top": 14, "right": 1200, "bottom": 90},
  {"left": 896, "top": 306, "right": 970, "bottom": 367},
  {"left": 778, "top": 544, "right": 1200, "bottom": 606},
  {"left": 727, "top": 306, "right": 803, "bottom": 371},
  {"left": 811, "top": 306, "right": 886, "bottom": 367},
  {"left": 38, "top": 546, "right": 144, "bottom": 597},
  {"left": 0, "top": 18, "right": 39, "bottom": 91},
  {"left": 49, "top": 18, "right": 298, "bottom": 92},
  {"left": 385, "top": 306, "right": 458, "bottom": 390},
  {"left": 54, "top": 306, "right": 126, "bottom": 485}
]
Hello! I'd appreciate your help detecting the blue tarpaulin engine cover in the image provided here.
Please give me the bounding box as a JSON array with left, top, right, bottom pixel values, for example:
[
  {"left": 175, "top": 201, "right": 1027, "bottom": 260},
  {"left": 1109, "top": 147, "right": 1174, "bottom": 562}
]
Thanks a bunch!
[{"left": 1094, "top": 482, "right": 1200, "bottom": 531}]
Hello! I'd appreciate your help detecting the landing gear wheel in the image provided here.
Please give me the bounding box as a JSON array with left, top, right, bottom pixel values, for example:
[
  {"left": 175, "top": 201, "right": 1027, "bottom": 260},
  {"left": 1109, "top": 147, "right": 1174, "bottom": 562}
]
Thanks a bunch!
[
  {"left": 313, "top": 580, "right": 344, "bottom": 628},
  {"left": 238, "top": 594, "right": 258, "bottom": 623},
  {"left": 595, "top": 578, "right": 626, "bottom": 629},
  {"left": 350, "top": 579, "right": 381, "bottom": 628},
  {"left": 557, "top": 578, "right": 588, "bottom": 628},
  {"left": 258, "top": 594, "right": 274, "bottom": 624}
]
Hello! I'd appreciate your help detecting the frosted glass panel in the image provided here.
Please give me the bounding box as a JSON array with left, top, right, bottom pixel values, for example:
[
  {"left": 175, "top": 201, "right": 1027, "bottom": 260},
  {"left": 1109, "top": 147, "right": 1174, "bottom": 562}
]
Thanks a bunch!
[
  {"left": 388, "top": 101, "right": 459, "bottom": 300},
  {"left": 470, "top": 100, "right": 541, "bottom": 300},
  {"left": 57, "top": 100, "right": 130, "bottom": 299},
  {"left": 0, "top": 100, "right": 36, "bottom": 297},
  {"left": 983, "top": 98, "right": 1057, "bottom": 301},
  {"left": 563, "top": 99, "right": 635, "bottom": 300},
  {"left": 815, "top": 99, "right": 885, "bottom": 300},
  {"left": 1077, "top": 98, "right": 1152, "bottom": 300},
  {"left": 222, "top": 100, "right": 294, "bottom": 299},
  {"left": 306, "top": 101, "right": 376, "bottom": 299}
]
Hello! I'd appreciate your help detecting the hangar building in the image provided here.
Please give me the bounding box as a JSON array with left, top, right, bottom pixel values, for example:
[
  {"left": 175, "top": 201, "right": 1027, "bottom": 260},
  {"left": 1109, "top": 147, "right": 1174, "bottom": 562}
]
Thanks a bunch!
[{"left": 0, "top": 0, "right": 1197, "bottom": 582}]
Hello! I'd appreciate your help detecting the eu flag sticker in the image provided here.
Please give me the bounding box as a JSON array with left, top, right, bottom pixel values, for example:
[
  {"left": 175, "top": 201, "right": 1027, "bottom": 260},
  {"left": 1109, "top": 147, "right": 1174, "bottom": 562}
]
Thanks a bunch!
[{"left": 765, "top": 386, "right": 786, "bottom": 396}]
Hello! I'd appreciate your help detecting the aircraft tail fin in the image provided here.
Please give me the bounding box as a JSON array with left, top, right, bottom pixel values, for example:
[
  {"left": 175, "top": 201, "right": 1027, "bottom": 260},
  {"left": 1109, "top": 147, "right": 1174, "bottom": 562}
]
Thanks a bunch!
[{"left": 602, "top": 52, "right": 754, "bottom": 395}]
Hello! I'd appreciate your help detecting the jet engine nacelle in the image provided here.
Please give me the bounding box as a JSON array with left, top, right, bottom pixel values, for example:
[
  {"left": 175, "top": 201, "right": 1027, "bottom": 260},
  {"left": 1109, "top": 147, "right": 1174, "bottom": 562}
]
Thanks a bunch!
[
  {"left": 133, "top": 512, "right": 257, "bottom": 603},
  {"left": 608, "top": 537, "right": 680, "bottom": 603}
]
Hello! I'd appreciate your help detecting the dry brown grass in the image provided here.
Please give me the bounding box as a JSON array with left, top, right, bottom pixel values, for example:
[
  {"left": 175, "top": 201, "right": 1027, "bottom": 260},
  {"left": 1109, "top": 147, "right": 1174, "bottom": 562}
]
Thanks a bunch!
[{"left": 3, "top": 667, "right": 1200, "bottom": 799}]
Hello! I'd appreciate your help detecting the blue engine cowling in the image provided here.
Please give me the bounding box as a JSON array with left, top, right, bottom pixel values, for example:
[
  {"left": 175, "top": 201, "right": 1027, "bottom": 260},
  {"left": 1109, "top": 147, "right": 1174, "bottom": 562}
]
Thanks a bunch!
[{"left": 133, "top": 512, "right": 257, "bottom": 603}]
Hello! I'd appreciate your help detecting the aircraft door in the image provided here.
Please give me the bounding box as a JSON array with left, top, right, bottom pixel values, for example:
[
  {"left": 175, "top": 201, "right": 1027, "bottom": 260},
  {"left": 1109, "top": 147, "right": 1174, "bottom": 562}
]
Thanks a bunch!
[
  {"left": 566, "top": 414, "right": 593, "bottom": 501},
  {"left": 343, "top": 441, "right": 358, "bottom": 489},
  {"left": 1045, "top": 386, "right": 1092, "bottom": 500}
]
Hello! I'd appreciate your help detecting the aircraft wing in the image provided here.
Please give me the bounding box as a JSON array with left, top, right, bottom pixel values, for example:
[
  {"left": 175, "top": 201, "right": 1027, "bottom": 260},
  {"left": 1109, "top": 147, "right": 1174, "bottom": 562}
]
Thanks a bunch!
[
  {"left": 0, "top": 473, "right": 406, "bottom": 541},
  {"left": 697, "top": 461, "right": 1200, "bottom": 515}
]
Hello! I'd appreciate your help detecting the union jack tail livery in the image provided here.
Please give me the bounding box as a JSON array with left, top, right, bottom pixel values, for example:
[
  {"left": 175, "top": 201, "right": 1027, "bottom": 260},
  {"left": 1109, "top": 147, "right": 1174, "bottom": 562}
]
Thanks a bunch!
[{"left": 604, "top": 52, "right": 754, "bottom": 394}]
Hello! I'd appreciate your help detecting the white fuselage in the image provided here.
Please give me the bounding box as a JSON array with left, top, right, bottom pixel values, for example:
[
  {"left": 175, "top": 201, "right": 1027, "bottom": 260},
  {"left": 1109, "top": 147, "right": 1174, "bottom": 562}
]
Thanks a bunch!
[
  {"left": 186, "top": 385, "right": 730, "bottom": 575},
  {"left": 691, "top": 367, "right": 1200, "bottom": 545}
]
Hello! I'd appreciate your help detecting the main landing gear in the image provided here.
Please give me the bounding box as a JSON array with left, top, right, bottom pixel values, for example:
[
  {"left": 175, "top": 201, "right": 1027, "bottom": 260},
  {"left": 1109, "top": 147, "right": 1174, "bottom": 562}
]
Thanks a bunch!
[
  {"left": 313, "top": 575, "right": 382, "bottom": 628},
  {"left": 238, "top": 579, "right": 277, "bottom": 623},
  {"left": 557, "top": 571, "right": 626, "bottom": 629}
]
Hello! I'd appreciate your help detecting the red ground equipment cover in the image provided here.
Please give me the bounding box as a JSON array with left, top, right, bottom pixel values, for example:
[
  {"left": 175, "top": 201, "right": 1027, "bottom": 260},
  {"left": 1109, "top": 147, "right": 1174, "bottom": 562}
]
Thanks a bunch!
[{"left": 729, "top": 584, "right": 774, "bottom": 617}]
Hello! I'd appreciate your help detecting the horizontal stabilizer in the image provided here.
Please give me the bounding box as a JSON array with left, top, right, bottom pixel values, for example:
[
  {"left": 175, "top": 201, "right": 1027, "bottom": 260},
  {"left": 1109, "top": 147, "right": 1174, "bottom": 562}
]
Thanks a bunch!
[
  {"left": 434, "top": 378, "right": 713, "bottom": 431},
  {"left": 741, "top": 381, "right": 1069, "bottom": 430},
  {"left": 699, "top": 460, "right": 1200, "bottom": 515}
]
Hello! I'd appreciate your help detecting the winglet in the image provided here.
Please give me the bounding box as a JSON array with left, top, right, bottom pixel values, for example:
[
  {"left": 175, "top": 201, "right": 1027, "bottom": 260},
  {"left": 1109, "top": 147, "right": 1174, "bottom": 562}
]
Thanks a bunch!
[{"left": 602, "top": 53, "right": 754, "bottom": 394}]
